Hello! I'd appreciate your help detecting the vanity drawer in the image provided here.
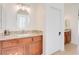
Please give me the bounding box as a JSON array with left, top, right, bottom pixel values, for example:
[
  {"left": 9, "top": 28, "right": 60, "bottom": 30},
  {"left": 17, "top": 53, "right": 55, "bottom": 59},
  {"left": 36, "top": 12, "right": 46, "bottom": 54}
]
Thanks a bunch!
[
  {"left": 33, "top": 35, "right": 42, "bottom": 42},
  {"left": 30, "top": 36, "right": 42, "bottom": 55},
  {"left": 2, "top": 39, "right": 18, "bottom": 48},
  {"left": 18, "top": 37, "right": 32, "bottom": 45}
]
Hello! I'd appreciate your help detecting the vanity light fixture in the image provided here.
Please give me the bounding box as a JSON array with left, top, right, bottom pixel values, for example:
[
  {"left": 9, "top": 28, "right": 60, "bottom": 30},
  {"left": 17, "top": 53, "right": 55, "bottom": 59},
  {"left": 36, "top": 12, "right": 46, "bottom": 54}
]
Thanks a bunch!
[{"left": 16, "top": 3, "right": 31, "bottom": 13}]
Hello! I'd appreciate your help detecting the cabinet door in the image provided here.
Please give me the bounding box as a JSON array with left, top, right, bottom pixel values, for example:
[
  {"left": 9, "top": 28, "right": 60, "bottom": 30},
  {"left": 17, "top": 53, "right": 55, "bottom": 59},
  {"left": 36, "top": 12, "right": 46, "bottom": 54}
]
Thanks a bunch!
[
  {"left": 64, "top": 32, "right": 67, "bottom": 44},
  {"left": 64, "top": 31, "right": 71, "bottom": 44},
  {"left": 67, "top": 31, "right": 71, "bottom": 43},
  {"left": 2, "top": 45, "right": 25, "bottom": 55},
  {"left": 0, "top": 42, "right": 2, "bottom": 54},
  {"left": 0, "top": 50, "right": 1, "bottom": 55},
  {"left": 2, "top": 39, "right": 18, "bottom": 48},
  {"left": 24, "top": 44, "right": 30, "bottom": 55},
  {"left": 18, "top": 37, "right": 32, "bottom": 45},
  {"left": 18, "top": 37, "right": 32, "bottom": 55},
  {"left": 30, "top": 36, "right": 42, "bottom": 55}
]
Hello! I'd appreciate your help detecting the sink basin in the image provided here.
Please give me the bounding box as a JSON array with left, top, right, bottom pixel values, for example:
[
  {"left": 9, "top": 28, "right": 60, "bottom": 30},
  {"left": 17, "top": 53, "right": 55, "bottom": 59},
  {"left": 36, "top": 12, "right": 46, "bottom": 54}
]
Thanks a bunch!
[{"left": 14, "top": 34, "right": 33, "bottom": 37}]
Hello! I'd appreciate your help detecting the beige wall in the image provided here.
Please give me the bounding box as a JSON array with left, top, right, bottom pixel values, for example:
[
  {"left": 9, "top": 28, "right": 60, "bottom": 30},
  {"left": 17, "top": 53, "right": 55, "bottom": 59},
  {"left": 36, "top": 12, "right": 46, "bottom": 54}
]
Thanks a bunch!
[{"left": 31, "top": 4, "right": 44, "bottom": 31}]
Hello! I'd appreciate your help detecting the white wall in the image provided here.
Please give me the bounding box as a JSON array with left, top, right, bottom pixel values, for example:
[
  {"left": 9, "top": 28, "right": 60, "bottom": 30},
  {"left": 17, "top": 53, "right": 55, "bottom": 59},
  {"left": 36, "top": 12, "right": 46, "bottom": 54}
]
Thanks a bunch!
[
  {"left": 64, "top": 4, "right": 78, "bottom": 45},
  {"left": 2, "top": 4, "right": 17, "bottom": 30},
  {"left": 0, "top": 4, "right": 2, "bottom": 29},
  {"left": 43, "top": 3, "right": 64, "bottom": 54}
]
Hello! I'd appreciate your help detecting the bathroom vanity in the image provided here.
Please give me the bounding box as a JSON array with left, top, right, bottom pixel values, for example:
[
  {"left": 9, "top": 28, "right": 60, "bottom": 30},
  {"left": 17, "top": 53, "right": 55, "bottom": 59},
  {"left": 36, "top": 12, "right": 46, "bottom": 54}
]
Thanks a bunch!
[
  {"left": 0, "top": 32, "right": 43, "bottom": 55},
  {"left": 0, "top": 4, "right": 43, "bottom": 55},
  {"left": 64, "top": 29, "right": 71, "bottom": 44}
]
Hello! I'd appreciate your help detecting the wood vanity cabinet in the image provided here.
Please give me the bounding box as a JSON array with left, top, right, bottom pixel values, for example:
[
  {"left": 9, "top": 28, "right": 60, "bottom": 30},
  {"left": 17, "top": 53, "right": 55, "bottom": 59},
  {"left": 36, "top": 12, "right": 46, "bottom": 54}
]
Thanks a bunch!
[
  {"left": 18, "top": 37, "right": 32, "bottom": 45},
  {"left": 0, "top": 42, "right": 2, "bottom": 54},
  {"left": 1, "top": 39, "right": 24, "bottom": 55},
  {"left": 2, "top": 45, "right": 24, "bottom": 55},
  {"left": 1, "top": 38, "right": 32, "bottom": 55},
  {"left": 18, "top": 37, "right": 32, "bottom": 55},
  {"left": 64, "top": 30, "right": 71, "bottom": 44},
  {"left": 2, "top": 39, "right": 18, "bottom": 48},
  {"left": 0, "top": 35, "right": 43, "bottom": 55},
  {"left": 30, "top": 35, "right": 42, "bottom": 55}
]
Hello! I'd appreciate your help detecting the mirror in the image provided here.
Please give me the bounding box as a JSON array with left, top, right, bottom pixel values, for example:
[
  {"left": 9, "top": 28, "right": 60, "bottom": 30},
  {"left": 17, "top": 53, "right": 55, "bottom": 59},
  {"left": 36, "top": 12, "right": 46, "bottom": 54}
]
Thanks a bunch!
[
  {"left": 65, "top": 19, "right": 70, "bottom": 29},
  {"left": 17, "top": 9, "right": 30, "bottom": 31},
  {"left": 0, "top": 4, "right": 31, "bottom": 31}
]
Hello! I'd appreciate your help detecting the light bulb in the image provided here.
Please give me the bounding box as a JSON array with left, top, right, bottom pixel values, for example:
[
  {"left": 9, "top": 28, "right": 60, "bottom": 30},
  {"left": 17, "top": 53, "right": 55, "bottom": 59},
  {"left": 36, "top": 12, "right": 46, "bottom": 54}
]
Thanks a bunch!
[
  {"left": 25, "top": 7, "right": 31, "bottom": 13},
  {"left": 22, "top": 6, "right": 25, "bottom": 10}
]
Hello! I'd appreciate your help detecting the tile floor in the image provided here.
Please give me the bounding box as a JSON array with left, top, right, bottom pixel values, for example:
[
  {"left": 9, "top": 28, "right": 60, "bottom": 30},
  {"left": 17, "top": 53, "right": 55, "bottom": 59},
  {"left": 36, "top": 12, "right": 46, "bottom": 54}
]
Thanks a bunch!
[{"left": 52, "top": 43, "right": 79, "bottom": 55}]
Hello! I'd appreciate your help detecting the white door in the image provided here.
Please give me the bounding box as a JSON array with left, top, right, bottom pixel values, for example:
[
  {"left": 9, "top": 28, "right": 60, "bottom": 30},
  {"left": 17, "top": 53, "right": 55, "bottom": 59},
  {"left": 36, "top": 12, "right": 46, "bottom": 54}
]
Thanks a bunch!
[{"left": 45, "top": 6, "right": 61, "bottom": 54}]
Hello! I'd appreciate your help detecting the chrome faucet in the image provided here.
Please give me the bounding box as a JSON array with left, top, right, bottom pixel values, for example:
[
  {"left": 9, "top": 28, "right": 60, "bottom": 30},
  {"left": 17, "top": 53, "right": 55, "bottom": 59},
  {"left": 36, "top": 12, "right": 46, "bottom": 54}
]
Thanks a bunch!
[{"left": 4, "top": 30, "right": 10, "bottom": 36}]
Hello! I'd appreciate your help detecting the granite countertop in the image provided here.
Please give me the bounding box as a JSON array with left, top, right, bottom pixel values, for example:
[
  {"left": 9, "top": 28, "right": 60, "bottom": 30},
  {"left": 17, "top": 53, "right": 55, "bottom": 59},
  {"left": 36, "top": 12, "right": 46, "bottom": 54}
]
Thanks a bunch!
[
  {"left": 0, "top": 31, "right": 43, "bottom": 41},
  {"left": 64, "top": 29, "right": 71, "bottom": 32}
]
